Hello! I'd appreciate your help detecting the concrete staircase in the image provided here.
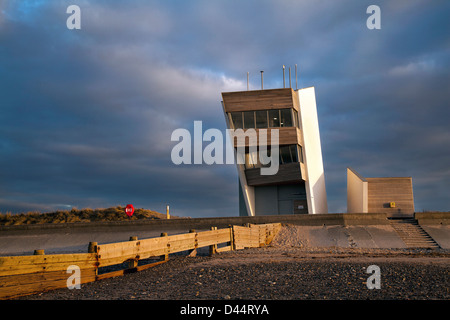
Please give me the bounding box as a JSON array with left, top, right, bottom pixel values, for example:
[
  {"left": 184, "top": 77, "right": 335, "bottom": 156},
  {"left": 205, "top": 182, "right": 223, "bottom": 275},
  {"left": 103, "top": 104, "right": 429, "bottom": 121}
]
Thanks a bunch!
[{"left": 389, "top": 218, "right": 440, "bottom": 249}]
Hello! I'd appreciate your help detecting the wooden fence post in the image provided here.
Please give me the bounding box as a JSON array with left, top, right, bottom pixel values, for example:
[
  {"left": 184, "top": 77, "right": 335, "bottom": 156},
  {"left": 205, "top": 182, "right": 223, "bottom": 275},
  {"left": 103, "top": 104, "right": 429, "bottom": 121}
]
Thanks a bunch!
[
  {"left": 160, "top": 232, "right": 168, "bottom": 261},
  {"left": 188, "top": 229, "right": 197, "bottom": 257},
  {"left": 209, "top": 227, "right": 217, "bottom": 256},
  {"left": 88, "top": 242, "right": 98, "bottom": 253},
  {"left": 88, "top": 242, "right": 99, "bottom": 276},
  {"left": 229, "top": 225, "right": 235, "bottom": 251},
  {"left": 128, "top": 237, "right": 138, "bottom": 268}
]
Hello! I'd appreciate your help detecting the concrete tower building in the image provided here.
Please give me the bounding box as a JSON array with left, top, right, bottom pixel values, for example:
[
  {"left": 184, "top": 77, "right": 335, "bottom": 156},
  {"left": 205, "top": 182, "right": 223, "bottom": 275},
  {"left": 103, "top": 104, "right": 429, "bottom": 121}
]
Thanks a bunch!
[{"left": 221, "top": 86, "right": 328, "bottom": 216}]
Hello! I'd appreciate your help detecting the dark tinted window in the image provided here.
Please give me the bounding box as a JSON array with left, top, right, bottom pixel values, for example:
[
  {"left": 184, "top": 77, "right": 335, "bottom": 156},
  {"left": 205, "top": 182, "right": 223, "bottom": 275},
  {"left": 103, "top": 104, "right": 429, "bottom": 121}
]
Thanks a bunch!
[
  {"left": 243, "top": 111, "right": 255, "bottom": 129},
  {"left": 280, "top": 109, "right": 293, "bottom": 127},
  {"left": 230, "top": 112, "right": 243, "bottom": 129},
  {"left": 268, "top": 110, "right": 280, "bottom": 127},
  {"left": 255, "top": 110, "right": 268, "bottom": 128}
]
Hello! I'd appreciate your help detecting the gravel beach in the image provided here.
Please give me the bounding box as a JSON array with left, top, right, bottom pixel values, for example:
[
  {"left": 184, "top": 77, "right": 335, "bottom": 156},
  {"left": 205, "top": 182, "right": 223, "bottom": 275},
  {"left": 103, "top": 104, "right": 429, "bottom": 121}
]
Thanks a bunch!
[
  {"left": 17, "top": 225, "right": 449, "bottom": 301},
  {"left": 18, "top": 246, "right": 449, "bottom": 300}
]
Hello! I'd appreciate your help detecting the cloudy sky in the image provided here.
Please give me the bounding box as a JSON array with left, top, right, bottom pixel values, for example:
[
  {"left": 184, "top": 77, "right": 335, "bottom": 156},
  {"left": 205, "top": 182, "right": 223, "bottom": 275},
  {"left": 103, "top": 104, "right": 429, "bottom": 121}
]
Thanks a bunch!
[{"left": 1, "top": 0, "right": 449, "bottom": 217}]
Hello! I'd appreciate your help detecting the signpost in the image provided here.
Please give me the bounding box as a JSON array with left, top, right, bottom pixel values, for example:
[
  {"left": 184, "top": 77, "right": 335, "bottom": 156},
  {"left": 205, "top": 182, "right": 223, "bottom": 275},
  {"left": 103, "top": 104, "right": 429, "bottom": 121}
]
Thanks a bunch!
[{"left": 125, "top": 204, "right": 134, "bottom": 219}]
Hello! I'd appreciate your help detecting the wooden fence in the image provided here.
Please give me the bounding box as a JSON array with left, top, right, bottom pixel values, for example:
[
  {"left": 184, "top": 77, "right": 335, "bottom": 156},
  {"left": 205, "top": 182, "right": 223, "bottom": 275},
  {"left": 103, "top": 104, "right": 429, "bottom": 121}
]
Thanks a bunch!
[{"left": 0, "top": 223, "right": 281, "bottom": 299}]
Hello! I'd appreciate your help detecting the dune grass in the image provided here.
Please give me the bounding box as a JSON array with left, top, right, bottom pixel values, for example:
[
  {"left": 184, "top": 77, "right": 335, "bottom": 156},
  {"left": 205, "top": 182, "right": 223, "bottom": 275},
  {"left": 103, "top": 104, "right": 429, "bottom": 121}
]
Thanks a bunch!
[{"left": 0, "top": 206, "right": 173, "bottom": 226}]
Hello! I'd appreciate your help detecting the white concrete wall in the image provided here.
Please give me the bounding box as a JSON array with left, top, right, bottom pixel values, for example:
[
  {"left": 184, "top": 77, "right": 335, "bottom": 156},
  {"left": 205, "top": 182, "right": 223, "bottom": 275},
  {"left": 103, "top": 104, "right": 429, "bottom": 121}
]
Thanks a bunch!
[
  {"left": 296, "top": 87, "right": 328, "bottom": 214},
  {"left": 347, "top": 168, "right": 368, "bottom": 213},
  {"left": 222, "top": 102, "right": 255, "bottom": 216},
  {"left": 238, "top": 163, "right": 255, "bottom": 216}
]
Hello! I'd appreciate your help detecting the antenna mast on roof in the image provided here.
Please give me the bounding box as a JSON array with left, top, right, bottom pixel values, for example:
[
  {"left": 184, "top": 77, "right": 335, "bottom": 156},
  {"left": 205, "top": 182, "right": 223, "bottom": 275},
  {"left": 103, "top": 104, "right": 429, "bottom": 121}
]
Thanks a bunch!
[
  {"left": 289, "top": 67, "right": 292, "bottom": 88},
  {"left": 260, "top": 71, "right": 264, "bottom": 90},
  {"left": 247, "top": 72, "right": 249, "bottom": 91}
]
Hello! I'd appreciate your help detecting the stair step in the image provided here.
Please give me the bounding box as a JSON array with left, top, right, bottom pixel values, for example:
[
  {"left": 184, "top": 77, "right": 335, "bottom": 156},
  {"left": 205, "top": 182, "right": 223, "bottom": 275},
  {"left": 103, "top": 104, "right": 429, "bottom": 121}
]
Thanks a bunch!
[
  {"left": 389, "top": 218, "right": 440, "bottom": 249},
  {"left": 405, "top": 241, "right": 436, "bottom": 244},
  {"left": 402, "top": 242, "right": 438, "bottom": 245}
]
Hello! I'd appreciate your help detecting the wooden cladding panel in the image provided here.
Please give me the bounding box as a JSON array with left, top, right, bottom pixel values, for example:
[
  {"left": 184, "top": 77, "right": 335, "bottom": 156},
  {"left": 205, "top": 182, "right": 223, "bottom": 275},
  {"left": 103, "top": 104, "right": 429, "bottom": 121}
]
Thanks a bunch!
[
  {"left": 232, "top": 223, "right": 280, "bottom": 250},
  {"left": 138, "top": 237, "right": 169, "bottom": 260},
  {"left": 0, "top": 253, "right": 97, "bottom": 299},
  {"left": 0, "top": 253, "right": 97, "bottom": 277},
  {"left": 231, "top": 127, "right": 301, "bottom": 147},
  {"left": 167, "top": 233, "right": 197, "bottom": 253},
  {"left": 232, "top": 226, "right": 260, "bottom": 250},
  {"left": 367, "top": 177, "right": 415, "bottom": 214},
  {"left": 97, "top": 241, "right": 141, "bottom": 267},
  {"left": 222, "top": 88, "right": 297, "bottom": 112},
  {"left": 0, "top": 268, "right": 97, "bottom": 300},
  {"left": 245, "top": 162, "right": 303, "bottom": 186},
  {"left": 216, "top": 245, "right": 232, "bottom": 253},
  {"left": 250, "top": 223, "right": 282, "bottom": 245},
  {"left": 197, "top": 229, "right": 231, "bottom": 248}
]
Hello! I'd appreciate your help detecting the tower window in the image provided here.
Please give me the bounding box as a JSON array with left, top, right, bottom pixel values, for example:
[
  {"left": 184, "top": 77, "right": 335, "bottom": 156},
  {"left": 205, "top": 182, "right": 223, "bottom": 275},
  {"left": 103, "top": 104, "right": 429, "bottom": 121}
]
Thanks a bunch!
[
  {"left": 244, "top": 144, "right": 303, "bottom": 170},
  {"left": 229, "top": 108, "right": 299, "bottom": 129},
  {"left": 243, "top": 111, "right": 255, "bottom": 129},
  {"left": 268, "top": 110, "right": 280, "bottom": 127},
  {"left": 280, "top": 109, "right": 293, "bottom": 127},
  {"left": 255, "top": 110, "right": 268, "bottom": 128},
  {"left": 230, "top": 112, "right": 243, "bottom": 129}
]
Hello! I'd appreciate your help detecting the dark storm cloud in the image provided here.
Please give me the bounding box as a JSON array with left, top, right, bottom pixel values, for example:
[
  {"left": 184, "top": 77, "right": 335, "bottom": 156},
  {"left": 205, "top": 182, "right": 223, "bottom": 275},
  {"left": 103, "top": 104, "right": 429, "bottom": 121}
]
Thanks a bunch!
[{"left": 1, "top": 0, "right": 449, "bottom": 215}]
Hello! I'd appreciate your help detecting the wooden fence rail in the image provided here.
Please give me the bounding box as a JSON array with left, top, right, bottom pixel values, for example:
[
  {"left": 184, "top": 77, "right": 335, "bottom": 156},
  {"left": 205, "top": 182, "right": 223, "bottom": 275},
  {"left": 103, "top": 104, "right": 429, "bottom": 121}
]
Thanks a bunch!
[{"left": 0, "top": 223, "right": 281, "bottom": 299}]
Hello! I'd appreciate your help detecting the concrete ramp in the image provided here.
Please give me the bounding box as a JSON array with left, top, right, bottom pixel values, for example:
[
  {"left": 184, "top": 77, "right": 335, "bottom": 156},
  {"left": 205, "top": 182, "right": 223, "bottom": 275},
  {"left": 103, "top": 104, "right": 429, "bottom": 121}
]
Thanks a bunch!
[
  {"left": 415, "top": 212, "right": 450, "bottom": 249},
  {"left": 272, "top": 224, "right": 407, "bottom": 249},
  {"left": 421, "top": 225, "right": 450, "bottom": 249}
]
